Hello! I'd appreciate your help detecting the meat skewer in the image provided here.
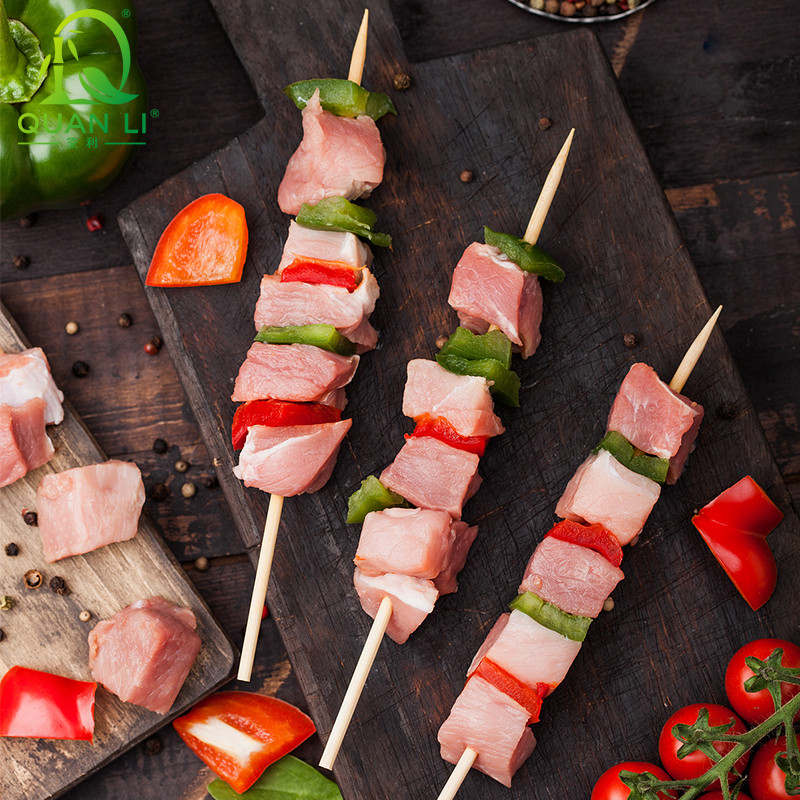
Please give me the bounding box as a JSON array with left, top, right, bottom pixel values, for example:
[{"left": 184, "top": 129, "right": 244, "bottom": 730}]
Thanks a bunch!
[
  {"left": 436, "top": 306, "right": 722, "bottom": 798},
  {"left": 318, "top": 130, "right": 575, "bottom": 771},
  {"left": 238, "top": 10, "right": 379, "bottom": 682}
]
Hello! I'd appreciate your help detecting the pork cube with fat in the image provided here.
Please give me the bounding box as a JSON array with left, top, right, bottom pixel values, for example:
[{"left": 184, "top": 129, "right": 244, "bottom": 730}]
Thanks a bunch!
[
  {"left": 448, "top": 243, "right": 543, "bottom": 359},
  {"left": 278, "top": 91, "right": 386, "bottom": 215},
  {"left": 0, "top": 399, "right": 54, "bottom": 488},
  {"left": 0, "top": 347, "right": 64, "bottom": 424},
  {"left": 88, "top": 597, "right": 201, "bottom": 714},
  {"left": 277, "top": 220, "right": 372, "bottom": 272},
  {"left": 555, "top": 449, "right": 661, "bottom": 546},
  {"left": 402, "top": 359, "right": 505, "bottom": 438},
  {"left": 438, "top": 675, "right": 536, "bottom": 787},
  {"left": 380, "top": 436, "right": 481, "bottom": 520},
  {"left": 353, "top": 568, "right": 438, "bottom": 644},
  {"left": 0, "top": 406, "right": 27, "bottom": 487},
  {"left": 232, "top": 343, "right": 359, "bottom": 403},
  {"left": 233, "top": 420, "right": 351, "bottom": 496},
  {"left": 37, "top": 460, "right": 145, "bottom": 562},
  {"left": 434, "top": 521, "right": 479, "bottom": 595},
  {"left": 607, "top": 362, "right": 704, "bottom": 483},
  {"left": 518, "top": 536, "right": 624, "bottom": 618}
]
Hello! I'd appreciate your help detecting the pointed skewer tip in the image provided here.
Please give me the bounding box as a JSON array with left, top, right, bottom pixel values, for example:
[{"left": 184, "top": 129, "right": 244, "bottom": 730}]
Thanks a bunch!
[
  {"left": 668, "top": 305, "right": 722, "bottom": 393},
  {"left": 348, "top": 9, "right": 370, "bottom": 85}
]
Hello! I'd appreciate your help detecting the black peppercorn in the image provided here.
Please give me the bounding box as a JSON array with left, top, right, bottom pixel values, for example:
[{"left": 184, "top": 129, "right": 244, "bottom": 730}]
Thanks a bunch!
[
  {"left": 72, "top": 360, "right": 90, "bottom": 378},
  {"left": 459, "top": 170, "right": 474, "bottom": 183},
  {"left": 13, "top": 255, "right": 30, "bottom": 270},
  {"left": 143, "top": 737, "right": 162, "bottom": 755},
  {"left": 117, "top": 313, "right": 133, "bottom": 328},
  {"left": 538, "top": 117, "right": 552, "bottom": 131},
  {"left": 203, "top": 475, "right": 219, "bottom": 490},
  {"left": 49, "top": 576, "right": 70, "bottom": 596},
  {"left": 19, "top": 214, "right": 35, "bottom": 228},
  {"left": 4, "top": 543, "right": 19, "bottom": 556},
  {"left": 152, "top": 438, "right": 168, "bottom": 455},
  {"left": 717, "top": 401, "right": 737, "bottom": 420},
  {"left": 22, "top": 510, "right": 37, "bottom": 526},
  {"left": 623, "top": 332, "right": 638, "bottom": 348},
  {"left": 149, "top": 483, "right": 169, "bottom": 501}
]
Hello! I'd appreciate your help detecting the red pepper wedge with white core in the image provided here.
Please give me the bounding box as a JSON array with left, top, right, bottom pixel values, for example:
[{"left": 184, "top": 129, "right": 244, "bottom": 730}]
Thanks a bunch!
[
  {"left": 173, "top": 691, "right": 315, "bottom": 794},
  {"left": 692, "top": 476, "right": 784, "bottom": 610}
]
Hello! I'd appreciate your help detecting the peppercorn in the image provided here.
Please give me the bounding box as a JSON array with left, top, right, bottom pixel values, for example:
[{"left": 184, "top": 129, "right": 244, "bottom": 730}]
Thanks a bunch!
[
  {"left": 149, "top": 483, "right": 169, "bottom": 501},
  {"left": 603, "top": 597, "right": 615, "bottom": 612},
  {"left": 144, "top": 336, "right": 162, "bottom": 355},
  {"left": 529, "top": 0, "right": 545, "bottom": 9},
  {"left": 117, "top": 313, "right": 133, "bottom": 328},
  {"left": 0, "top": 596, "right": 14, "bottom": 611},
  {"left": 49, "top": 576, "right": 70, "bottom": 596},
  {"left": 583, "top": 3, "right": 598, "bottom": 14},
  {"left": 203, "top": 475, "right": 219, "bottom": 490},
  {"left": 72, "top": 360, "right": 90, "bottom": 378},
  {"left": 143, "top": 737, "right": 162, "bottom": 756},
  {"left": 174, "top": 459, "right": 189, "bottom": 474},
  {"left": 13, "top": 254, "right": 31, "bottom": 270},
  {"left": 538, "top": 117, "right": 552, "bottom": 131},
  {"left": 181, "top": 482, "right": 196, "bottom": 499},
  {"left": 65, "top": 321, "right": 80, "bottom": 335},
  {"left": 560, "top": 2, "right": 577, "bottom": 16},
  {"left": 86, "top": 214, "right": 104, "bottom": 232},
  {"left": 717, "top": 401, "right": 737, "bottom": 420},
  {"left": 22, "top": 510, "right": 37, "bottom": 526},
  {"left": 194, "top": 556, "right": 209, "bottom": 572},
  {"left": 435, "top": 335, "right": 448, "bottom": 349},
  {"left": 19, "top": 214, "right": 35, "bottom": 228},
  {"left": 606, "top": 2, "right": 619, "bottom": 11},
  {"left": 623, "top": 332, "right": 638, "bottom": 348},
  {"left": 24, "top": 570, "right": 43, "bottom": 589},
  {"left": 153, "top": 438, "right": 168, "bottom": 454},
  {"left": 544, "top": 0, "right": 559, "bottom": 11},
  {"left": 79, "top": 610, "right": 92, "bottom": 622},
  {"left": 5, "top": 543, "right": 19, "bottom": 556},
  {"left": 393, "top": 72, "right": 412, "bottom": 91},
  {"left": 459, "top": 170, "right": 474, "bottom": 183}
]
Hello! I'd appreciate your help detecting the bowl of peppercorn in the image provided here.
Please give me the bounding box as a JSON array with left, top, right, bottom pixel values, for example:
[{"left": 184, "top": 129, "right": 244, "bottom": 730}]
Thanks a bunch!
[{"left": 507, "top": 0, "right": 656, "bottom": 22}]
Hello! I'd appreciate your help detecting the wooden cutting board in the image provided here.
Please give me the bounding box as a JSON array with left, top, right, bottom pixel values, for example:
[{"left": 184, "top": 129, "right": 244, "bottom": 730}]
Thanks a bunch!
[
  {"left": 117, "top": 3, "right": 800, "bottom": 797},
  {"left": 0, "top": 306, "right": 235, "bottom": 800}
]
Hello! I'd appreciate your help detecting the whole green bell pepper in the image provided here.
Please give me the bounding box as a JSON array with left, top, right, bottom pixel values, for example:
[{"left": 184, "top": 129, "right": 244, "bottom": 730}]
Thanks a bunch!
[{"left": 0, "top": 0, "right": 147, "bottom": 220}]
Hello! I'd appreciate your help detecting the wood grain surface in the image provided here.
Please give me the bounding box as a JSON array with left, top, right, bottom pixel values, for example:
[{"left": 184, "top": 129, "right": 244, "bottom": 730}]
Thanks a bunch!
[
  {"left": 0, "top": 307, "right": 235, "bottom": 800},
  {"left": 115, "top": 4, "right": 800, "bottom": 799}
]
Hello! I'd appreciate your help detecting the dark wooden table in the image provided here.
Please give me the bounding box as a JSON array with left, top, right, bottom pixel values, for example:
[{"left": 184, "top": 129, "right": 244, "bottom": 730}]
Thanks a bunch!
[{"left": 2, "top": 1, "right": 797, "bottom": 797}]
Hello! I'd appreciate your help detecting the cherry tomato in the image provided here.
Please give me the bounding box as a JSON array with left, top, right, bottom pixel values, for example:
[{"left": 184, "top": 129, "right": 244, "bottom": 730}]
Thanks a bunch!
[
  {"left": 591, "top": 761, "right": 676, "bottom": 800},
  {"left": 658, "top": 704, "right": 750, "bottom": 785},
  {"left": 749, "top": 736, "right": 794, "bottom": 800},
  {"left": 701, "top": 793, "right": 751, "bottom": 800},
  {"left": 725, "top": 639, "right": 800, "bottom": 725}
]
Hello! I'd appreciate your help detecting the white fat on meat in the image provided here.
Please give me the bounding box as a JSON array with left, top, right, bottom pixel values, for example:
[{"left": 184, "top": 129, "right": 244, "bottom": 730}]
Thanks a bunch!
[
  {"left": 0, "top": 348, "right": 64, "bottom": 424},
  {"left": 277, "top": 220, "right": 373, "bottom": 272},
  {"left": 402, "top": 359, "right": 505, "bottom": 438},
  {"left": 555, "top": 449, "right": 661, "bottom": 545}
]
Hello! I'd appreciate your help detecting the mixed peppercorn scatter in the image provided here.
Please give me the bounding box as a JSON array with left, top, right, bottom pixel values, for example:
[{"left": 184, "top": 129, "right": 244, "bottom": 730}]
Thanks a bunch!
[{"left": 528, "top": 0, "right": 643, "bottom": 18}]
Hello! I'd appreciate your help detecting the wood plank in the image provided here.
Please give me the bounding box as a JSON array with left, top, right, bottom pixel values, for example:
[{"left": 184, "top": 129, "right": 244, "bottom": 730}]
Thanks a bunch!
[
  {"left": 116, "top": 11, "right": 800, "bottom": 798},
  {"left": 0, "top": 307, "right": 235, "bottom": 800}
]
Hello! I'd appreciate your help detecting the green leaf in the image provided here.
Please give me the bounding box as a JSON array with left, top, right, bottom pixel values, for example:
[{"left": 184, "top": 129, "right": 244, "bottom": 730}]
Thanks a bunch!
[
  {"left": 79, "top": 66, "right": 139, "bottom": 105},
  {"left": 67, "top": 38, "right": 79, "bottom": 61},
  {"left": 207, "top": 756, "right": 343, "bottom": 800}
]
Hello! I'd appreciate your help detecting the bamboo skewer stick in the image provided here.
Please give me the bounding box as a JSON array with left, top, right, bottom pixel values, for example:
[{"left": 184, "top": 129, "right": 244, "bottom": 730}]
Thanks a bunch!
[
  {"left": 238, "top": 12, "right": 371, "bottom": 683},
  {"left": 319, "top": 132, "right": 576, "bottom": 770},
  {"left": 437, "top": 748, "right": 478, "bottom": 800},
  {"left": 669, "top": 305, "right": 722, "bottom": 393}
]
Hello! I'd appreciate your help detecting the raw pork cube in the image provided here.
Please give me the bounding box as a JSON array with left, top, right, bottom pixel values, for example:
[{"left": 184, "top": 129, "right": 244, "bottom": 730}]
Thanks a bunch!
[
  {"left": 467, "top": 611, "right": 582, "bottom": 695},
  {"left": 278, "top": 91, "right": 386, "bottom": 215},
  {"left": 277, "top": 220, "right": 372, "bottom": 272},
  {"left": 402, "top": 359, "right": 504, "bottom": 438},
  {"left": 434, "top": 521, "right": 479, "bottom": 595},
  {"left": 253, "top": 271, "right": 379, "bottom": 352},
  {"left": 438, "top": 675, "right": 536, "bottom": 787},
  {"left": 37, "top": 460, "right": 145, "bottom": 562},
  {"left": 88, "top": 597, "right": 201, "bottom": 714},
  {"left": 380, "top": 436, "right": 481, "bottom": 520},
  {"left": 555, "top": 449, "right": 661, "bottom": 545},
  {"left": 607, "top": 362, "right": 704, "bottom": 483},
  {"left": 0, "top": 347, "right": 64, "bottom": 424},
  {"left": 233, "top": 420, "right": 351, "bottom": 496},
  {"left": 353, "top": 568, "right": 438, "bottom": 644},
  {"left": 7, "top": 398, "right": 54, "bottom": 473},
  {"left": 448, "top": 243, "right": 544, "bottom": 359},
  {"left": 232, "top": 343, "right": 359, "bottom": 403},
  {"left": 355, "top": 507, "right": 455, "bottom": 579},
  {"left": 0, "top": 406, "right": 27, "bottom": 487},
  {"left": 518, "top": 536, "right": 624, "bottom": 618}
]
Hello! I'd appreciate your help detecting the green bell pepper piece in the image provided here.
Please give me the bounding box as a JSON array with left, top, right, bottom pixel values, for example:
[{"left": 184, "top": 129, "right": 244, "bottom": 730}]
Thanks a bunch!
[
  {"left": 1, "top": 0, "right": 148, "bottom": 220},
  {"left": 437, "top": 326, "right": 512, "bottom": 370},
  {"left": 284, "top": 78, "right": 396, "bottom": 121},
  {"left": 510, "top": 592, "right": 592, "bottom": 643},
  {"left": 296, "top": 196, "right": 391, "bottom": 247},
  {"left": 436, "top": 353, "right": 520, "bottom": 407},
  {"left": 346, "top": 475, "right": 409, "bottom": 524},
  {"left": 593, "top": 430, "right": 669, "bottom": 484},
  {"left": 255, "top": 324, "right": 357, "bottom": 356},
  {"left": 483, "top": 226, "right": 565, "bottom": 283}
]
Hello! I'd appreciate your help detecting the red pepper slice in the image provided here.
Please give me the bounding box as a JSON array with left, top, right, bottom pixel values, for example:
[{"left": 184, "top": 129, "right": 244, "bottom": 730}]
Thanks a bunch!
[
  {"left": 472, "top": 658, "right": 546, "bottom": 723},
  {"left": 280, "top": 258, "right": 359, "bottom": 292},
  {"left": 406, "top": 414, "right": 488, "bottom": 456},
  {"left": 692, "top": 476, "right": 783, "bottom": 610},
  {"left": 173, "top": 691, "right": 315, "bottom": 794},
  {"left": 546, "top": 519, "right": 623, "bottom": 568},
  {"left": 232, "top": 400, "right": 342, "bottom": 450},
  {"left": 0, "top": 666, "right": 96, "bottom": 741},
  {"left": 146, "top": 194, "right": 248, "bottom": 287}
]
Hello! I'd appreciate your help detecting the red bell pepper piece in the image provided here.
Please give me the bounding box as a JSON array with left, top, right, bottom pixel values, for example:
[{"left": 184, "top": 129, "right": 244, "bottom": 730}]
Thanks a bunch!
[
  {"left": 173, "top": 691, "right": 315, "bottom": 794},
  {"left": 406, "top": 414, "right": 489, "bottom": 456},
  {"left": 472, "top": 658, "right": 546, "bottom": 723},
  {"left": 0, "top": 666, "right": 96, "bottom": 741},
  {"left": 232, "top": 400, "right": 342, "bottom": 450},
  {"left": 692, "top": 476, "right": 783, "bottom": 611},
  {"left": 146, "top": 194, "right": 248, "bottom": 287},
  {"left": 546, "top": 519, "right": 623, "bottom": 568},
  {"left": 280, "top": 258, "right": 359, "bottom": 292}
]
